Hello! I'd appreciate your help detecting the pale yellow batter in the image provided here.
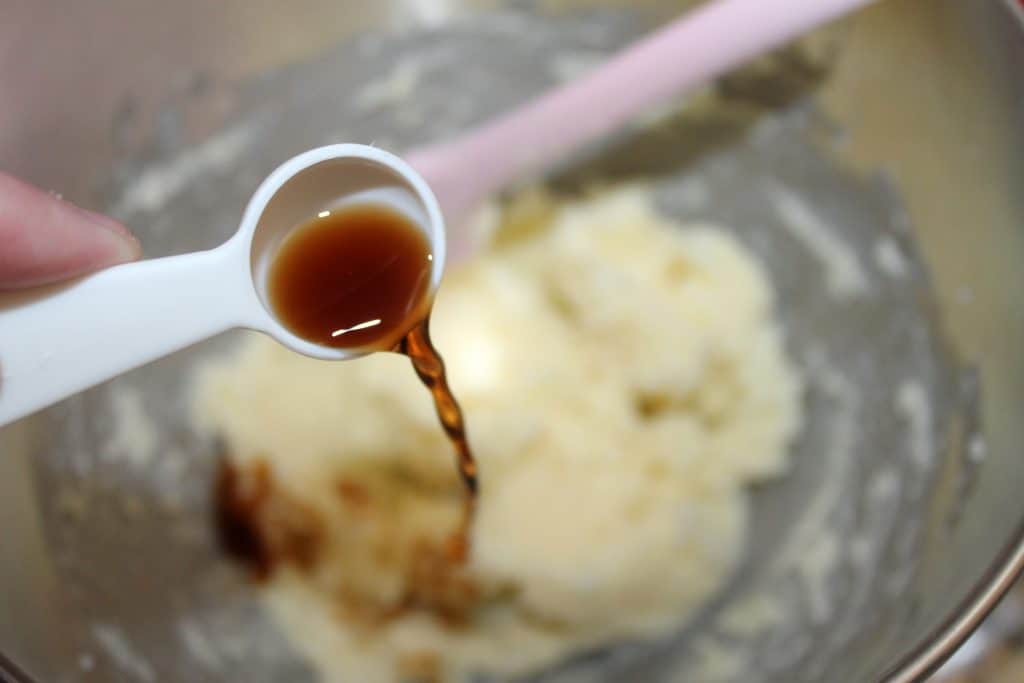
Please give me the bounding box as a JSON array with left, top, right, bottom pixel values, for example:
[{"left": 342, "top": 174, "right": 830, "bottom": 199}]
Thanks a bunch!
[{"left": 194, "top": 186, "right": 802, "bottom": 682}]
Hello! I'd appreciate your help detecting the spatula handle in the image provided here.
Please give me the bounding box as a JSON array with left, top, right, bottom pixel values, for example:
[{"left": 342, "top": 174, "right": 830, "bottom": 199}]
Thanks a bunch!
[{"left": 411, "top": 0, "right": 874, "bottom": 239}]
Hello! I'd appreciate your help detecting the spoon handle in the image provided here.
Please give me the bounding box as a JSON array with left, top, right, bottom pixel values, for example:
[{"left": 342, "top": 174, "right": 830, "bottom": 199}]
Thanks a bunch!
[
  {"left": 0, "top": 246, "right": 245, "bottom": 426},
  {"left": 410, "top": 0, "right": 874, "bottom": 241}
]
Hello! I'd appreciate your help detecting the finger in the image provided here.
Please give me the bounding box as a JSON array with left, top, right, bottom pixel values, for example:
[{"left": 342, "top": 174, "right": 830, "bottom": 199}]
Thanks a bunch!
[{"left": 0, "top": 172, "right": 141, "bottom": 290}]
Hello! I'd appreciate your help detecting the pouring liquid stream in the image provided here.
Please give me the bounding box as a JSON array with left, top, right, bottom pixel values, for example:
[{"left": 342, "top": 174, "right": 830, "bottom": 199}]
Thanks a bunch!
[
  {"left": 398, "top": 319, "right": 477, "bottom": 562},
  {"left": 267, "top": 203, "right": 478, "bottom": 560}
]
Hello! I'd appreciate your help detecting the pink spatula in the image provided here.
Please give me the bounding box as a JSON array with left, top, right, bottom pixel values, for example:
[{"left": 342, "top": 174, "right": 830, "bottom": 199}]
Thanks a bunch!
[{"left": 408, "top": 0, "right": 876, "bottom": 261}]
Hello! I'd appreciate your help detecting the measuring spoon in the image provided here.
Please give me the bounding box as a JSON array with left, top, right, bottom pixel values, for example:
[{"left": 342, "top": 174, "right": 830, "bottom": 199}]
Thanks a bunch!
[{"left": 0, "top": 144, "right": 445, "bottom": 426}]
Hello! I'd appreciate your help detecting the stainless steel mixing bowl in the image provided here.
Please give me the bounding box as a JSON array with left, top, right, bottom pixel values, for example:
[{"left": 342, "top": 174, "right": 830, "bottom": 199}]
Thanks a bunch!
[{"left": 2, "top": 1, "right": 1023, "bottom": 681}]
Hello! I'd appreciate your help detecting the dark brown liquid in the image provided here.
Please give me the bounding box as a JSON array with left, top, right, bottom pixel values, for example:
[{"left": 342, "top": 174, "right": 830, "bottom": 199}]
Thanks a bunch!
[
  {"left": 268, "top": 205, "right": 434, "bottom": 351},
  {"left": 215, "top": 457, "right": 324, "bottom": 581},
  {"left": 399, "top": 320, "right": 478, "bottom": 498},
  {"left": 267, "top": 204, "right": 478, "bottom": 503}
]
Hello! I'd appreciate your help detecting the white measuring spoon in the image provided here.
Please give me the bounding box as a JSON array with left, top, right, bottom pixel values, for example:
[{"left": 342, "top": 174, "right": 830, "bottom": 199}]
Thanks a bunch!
[
  {"left": 0, "top": 144, "right": 446, "bottom": 426},
  {"left": 409, "top": 0, "right": 875, "bottom": 260}
]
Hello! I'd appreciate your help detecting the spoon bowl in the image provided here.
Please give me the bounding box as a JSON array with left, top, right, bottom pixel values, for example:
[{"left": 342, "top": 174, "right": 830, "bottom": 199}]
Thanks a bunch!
[{"left": 243, "top": 144, "right": 446, "bottom": 359}]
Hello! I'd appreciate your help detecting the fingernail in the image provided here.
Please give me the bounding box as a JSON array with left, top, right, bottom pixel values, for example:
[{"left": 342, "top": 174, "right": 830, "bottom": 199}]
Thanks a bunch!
[{"left": 71, "top": 205, "right": 143, "bottom": 261}]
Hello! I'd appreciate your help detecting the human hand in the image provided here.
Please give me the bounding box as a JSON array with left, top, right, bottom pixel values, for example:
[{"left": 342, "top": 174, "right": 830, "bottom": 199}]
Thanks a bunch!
[{"left": 0, "top": 172, "right": 140, "bottom": 290}]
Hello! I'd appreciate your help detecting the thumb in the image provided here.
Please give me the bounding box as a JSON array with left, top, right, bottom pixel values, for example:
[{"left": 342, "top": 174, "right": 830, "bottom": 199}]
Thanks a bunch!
[{"left": 0, "top": 172, "right": 141, "bottom": 290}]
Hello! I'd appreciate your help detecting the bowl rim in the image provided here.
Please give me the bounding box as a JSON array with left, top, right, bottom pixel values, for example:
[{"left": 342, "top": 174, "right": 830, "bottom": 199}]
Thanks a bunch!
[
  {"left": 0, "top": 651, "right": 32, "bottom": 683},
  {"left": 884, "top": 520, "right": 1024, "bottom": 681}
]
